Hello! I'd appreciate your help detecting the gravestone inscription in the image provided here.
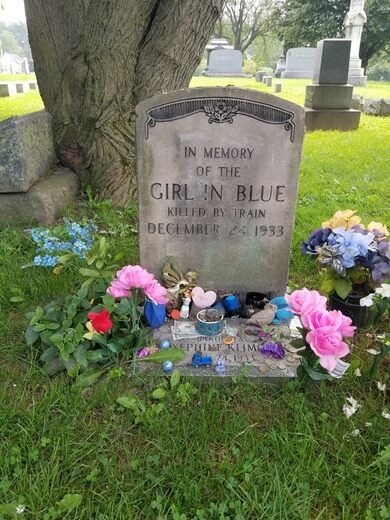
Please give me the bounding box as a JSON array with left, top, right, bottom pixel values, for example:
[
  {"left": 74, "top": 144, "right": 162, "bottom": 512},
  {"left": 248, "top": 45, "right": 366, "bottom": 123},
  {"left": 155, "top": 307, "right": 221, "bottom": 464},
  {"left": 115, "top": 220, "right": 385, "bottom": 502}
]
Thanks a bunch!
[{"left": 136, "top": 87, "right": 305, "bottom": 295}]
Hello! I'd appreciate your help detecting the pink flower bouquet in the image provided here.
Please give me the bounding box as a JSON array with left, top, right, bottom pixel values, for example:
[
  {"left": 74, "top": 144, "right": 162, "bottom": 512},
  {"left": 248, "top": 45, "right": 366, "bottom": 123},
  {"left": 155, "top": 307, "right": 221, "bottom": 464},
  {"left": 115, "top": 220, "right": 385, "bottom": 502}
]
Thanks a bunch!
[
  {"left": 107, "top": 265, "right": 168, "bottom": 350},
  {"left": 286, "top": 288, "right": 356, "bottom": 380}
]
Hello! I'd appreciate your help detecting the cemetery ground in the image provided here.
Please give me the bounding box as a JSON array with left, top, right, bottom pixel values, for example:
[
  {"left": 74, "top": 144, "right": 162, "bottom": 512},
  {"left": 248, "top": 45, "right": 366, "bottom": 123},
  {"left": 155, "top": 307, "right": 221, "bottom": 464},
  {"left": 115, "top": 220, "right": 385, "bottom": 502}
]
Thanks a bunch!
[{"left": 0, "top": 80, "right": 389, "bottom": 518}]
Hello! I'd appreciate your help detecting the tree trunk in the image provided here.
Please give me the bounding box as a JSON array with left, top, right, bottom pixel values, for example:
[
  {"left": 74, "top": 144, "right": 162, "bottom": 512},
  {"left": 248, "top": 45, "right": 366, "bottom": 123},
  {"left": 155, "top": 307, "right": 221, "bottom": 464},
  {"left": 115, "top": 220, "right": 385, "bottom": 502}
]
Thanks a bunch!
[{"left": 24, "top": 0, "right": 224, "bottom": 205}]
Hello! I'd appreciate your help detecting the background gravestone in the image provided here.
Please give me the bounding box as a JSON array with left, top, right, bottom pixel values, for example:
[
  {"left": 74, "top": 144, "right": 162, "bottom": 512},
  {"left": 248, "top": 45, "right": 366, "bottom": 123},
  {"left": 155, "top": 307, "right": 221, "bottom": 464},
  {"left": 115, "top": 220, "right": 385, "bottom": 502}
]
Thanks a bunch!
[
  {"left": 136, "top": 87, "right": 305, "bottom": 296},
  {"left": 281, "top": 48, "right": 317, "bottom": 79},
  {"left": 304, "top": 39, "right": 360, "bottom": 131},
  {"left": 203, "top": 49, "right": 249, "bottom": 77}
]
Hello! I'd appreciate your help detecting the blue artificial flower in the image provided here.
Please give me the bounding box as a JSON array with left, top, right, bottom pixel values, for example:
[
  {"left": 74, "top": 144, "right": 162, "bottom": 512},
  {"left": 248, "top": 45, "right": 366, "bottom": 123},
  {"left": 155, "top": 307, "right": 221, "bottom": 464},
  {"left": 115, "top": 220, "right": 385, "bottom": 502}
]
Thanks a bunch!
[
  {"left": 328, "top": 227, "right": 375, "bottom": 268},
  {"left": 301, "top": 227, "right": 332, "bottom": 255},
  {"left": 33, "top": 255, "right": 60, "bottom": 267}
]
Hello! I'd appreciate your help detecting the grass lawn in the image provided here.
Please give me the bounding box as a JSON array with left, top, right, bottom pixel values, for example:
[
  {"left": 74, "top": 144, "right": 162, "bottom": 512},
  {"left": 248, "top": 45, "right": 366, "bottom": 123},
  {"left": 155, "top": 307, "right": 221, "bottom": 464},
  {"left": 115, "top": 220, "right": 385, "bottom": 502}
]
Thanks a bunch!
[{"left": 0, "top": 76, "right": 389, "bottom": 519}]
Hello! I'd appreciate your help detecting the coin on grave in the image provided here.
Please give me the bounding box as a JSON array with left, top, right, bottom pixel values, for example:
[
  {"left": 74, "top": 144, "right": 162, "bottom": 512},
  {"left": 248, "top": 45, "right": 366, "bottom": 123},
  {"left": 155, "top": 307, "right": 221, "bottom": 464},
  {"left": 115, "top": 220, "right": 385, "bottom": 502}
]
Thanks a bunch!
[
  {"left": 259, "top": 365, "right": 268, "bottom": 373},
  {"left": 222, "top": 335, "right": 235, "bottom": 345}
]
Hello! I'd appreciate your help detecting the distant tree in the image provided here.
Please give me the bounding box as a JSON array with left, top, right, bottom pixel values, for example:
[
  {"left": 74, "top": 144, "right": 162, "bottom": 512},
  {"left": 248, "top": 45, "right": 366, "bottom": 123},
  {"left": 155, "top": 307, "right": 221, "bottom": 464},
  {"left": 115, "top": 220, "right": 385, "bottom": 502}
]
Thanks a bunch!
[
  {"left": 224, "top": 0, "right": 269, "bottom": 53},
  {"left": 0, "top": 28, "right": 22, "bottom": 54},
  {"left": 270, "top": 0, "right": 390, "bottom": 68},
  {"left": 24, "top": 0, "right": 224, "bottom": 205},
  {"left": 0, "top": 22, "right": 31, "bottom": 57}
]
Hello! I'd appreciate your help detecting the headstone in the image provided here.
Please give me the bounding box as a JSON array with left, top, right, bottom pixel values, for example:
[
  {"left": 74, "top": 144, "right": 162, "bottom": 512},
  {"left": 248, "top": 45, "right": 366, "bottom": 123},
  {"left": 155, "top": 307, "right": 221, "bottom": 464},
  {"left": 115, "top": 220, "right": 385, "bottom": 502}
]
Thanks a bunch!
[
  {"left": 344, "top": 0, "right": 367, "bottom": 86},
  {"left": 205, "top": 37, "right": 234, "bottom": 66},
  {"left": 262, "top": 76, "right": 267, "bottom": 84},
  {"left": 304, "top": 39, "right": 360, "bottom": 131},
  {"left": 29, "top": 81, "right": 37, "bottom": 90},
  {"left": 255, "top": 71, "right": 266, "bottom": 82},
  {"left": 274, "top": 83, "right": 282, "bottom": 93},
  {"left": 312, "top": 39, "right": 351, "bottom": 84},
  {"left": 16, "top": 82, "right": 29, "bottom": 94},
  {"left": 203, "top": 49, "right": 250, "bottom": 78},
  {"left": 0, "top": 168, "right": 79, "bottom": 226},
  {"left": 281, "top": 48, "right": 316, "bottom": 79},
  {"left": 0, "top": 111, "right": 57, "bottom": 193},
  {"left": 136, "top": 87, "right": 305, "bottom": 295},
  {"left": 0, "top": 82, "right": 17, "bottom": 97},
  {"left": 266, "top": 76, "right": 273, "bottom": 87},
  {"left": 274, "top": 55, "right": 286, "bottom": 78},
  {"left": 364, "top": 98, "right": 390, "bottom": 116}
]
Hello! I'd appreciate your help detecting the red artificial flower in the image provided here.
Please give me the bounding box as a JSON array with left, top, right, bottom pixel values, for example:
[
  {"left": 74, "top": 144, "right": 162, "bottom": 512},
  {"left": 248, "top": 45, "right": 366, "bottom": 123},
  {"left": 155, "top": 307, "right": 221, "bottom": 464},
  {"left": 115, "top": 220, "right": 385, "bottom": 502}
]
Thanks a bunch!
[{"left": 87, "top": 309, "right": 113, "bottom": 334}]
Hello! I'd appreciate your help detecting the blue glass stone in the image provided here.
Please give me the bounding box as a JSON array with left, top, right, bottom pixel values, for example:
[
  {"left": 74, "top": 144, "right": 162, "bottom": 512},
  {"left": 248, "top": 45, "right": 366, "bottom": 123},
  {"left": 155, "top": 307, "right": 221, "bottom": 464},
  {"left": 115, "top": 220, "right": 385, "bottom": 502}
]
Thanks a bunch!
[
  {"left": 162, "top": 360, "right": 173, "bottom": 373},
  {"left": 159, "top": 339, "right": 171, "bottom": 350}
]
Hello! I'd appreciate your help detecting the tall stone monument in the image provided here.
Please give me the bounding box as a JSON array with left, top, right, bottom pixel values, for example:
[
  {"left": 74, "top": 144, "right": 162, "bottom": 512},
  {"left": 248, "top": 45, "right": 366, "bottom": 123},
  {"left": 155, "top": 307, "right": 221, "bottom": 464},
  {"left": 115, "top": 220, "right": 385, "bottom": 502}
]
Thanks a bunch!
[
  {"left": 136, "top": 87, "right": 305, "bottom": 296},
  {"left": 304, "top": 39, "right": 360, "bottom": 131},
  {"left": 344, "top": 0, "right": 367, "bottom": 86}
]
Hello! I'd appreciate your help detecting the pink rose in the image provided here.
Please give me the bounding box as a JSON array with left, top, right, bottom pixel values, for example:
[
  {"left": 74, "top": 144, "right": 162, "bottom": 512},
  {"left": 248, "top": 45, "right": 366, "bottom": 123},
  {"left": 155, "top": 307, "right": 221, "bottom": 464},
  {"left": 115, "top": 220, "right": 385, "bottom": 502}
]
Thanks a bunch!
[
  {"left": 285, "top": 288, "right": 327, "bottom": 315},
  {"left": 116, "top": 265, "right": 155, "bottom": 290},
  {"left": 306, "top": 330, "right": 350, "bottom": 371},
  {"left": 144, "top": 280, "right": 169, "bottom": 305},
  {"left": 301, "top": 309, "right": 343, "bottom": 334},
  {"left": 329, "top": 310, "right": 356, "bottom": 338},
  {"left": 107, "top": 265, "right": 157, "bottom": 299}
]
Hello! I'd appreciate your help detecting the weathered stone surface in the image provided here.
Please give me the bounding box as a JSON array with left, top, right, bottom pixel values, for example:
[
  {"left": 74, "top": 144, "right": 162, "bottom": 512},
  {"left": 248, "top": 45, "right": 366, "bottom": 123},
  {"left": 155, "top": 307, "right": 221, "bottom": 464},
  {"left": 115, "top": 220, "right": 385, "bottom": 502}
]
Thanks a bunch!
[
  {"left": 305, "top": 108, "right": 360, "bottom": 131},
  {"left": 312, "top": 39, "right": 351, "bottom": 85},
  {"left": 274, "top": 83, "right": 282, "bottom": 93},
  {"left": 262, "top": 76, "right": 267, "bottom": 84},
  {"left": 351, "top": 93, "right": 364, "bottom": 110},
  {"left": 0, "top": 111, "right": 56, "bottom": 193},
  {"left": 344, "top": 0, "right": 367, "bottom": 86},
  {"left": 29, "top": 81, "right": 38, "bottom": 90},
  {"left": 0, "top": 168, "right": 79, "bottom": 226},
  {"left": 281, "top": 48, "right": 316, "bottom": 79},
  {"left": 363, "top": 98, "right": 390, "bottom": 116},
  {"left": 0, "top": 82, "right": 17, "bottom": 97},
  {"left": 266, "top": 76, "right": 273, "bottom": 87},
  {"left": 136, "top": 87, "right": 305, "bottom": 295},
  {"left": 136, "top": 320, "right": 299, "bottom": 379},
  {"left": 305, "top": 84, "right": 353, "bottom": 109}
]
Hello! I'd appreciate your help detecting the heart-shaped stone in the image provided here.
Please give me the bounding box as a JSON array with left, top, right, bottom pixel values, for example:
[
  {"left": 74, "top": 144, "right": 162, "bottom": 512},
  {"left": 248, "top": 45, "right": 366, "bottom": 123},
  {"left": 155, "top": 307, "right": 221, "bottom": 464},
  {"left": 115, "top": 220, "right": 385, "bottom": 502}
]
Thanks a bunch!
[{"left": 191, "top": 286, "right": 217, "bottom": 309}]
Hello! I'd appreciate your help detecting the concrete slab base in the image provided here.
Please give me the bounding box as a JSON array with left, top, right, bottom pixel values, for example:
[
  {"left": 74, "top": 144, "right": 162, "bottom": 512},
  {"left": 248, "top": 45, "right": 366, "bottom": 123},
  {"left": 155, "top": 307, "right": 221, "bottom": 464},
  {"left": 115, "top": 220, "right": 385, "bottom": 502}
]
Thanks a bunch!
[
  {"left": 304, "top": 108, "right": 361, "bottom": 131},
  {"left": 136, "top": 319, "right": 299, "bottom": 379}
]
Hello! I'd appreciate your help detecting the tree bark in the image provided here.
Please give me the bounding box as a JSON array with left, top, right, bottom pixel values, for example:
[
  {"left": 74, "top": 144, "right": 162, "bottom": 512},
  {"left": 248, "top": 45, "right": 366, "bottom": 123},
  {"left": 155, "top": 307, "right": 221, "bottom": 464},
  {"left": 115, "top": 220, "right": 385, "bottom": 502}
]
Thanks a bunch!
[{"left": 24, "top": 0, "right": 224, "bottom": 205}]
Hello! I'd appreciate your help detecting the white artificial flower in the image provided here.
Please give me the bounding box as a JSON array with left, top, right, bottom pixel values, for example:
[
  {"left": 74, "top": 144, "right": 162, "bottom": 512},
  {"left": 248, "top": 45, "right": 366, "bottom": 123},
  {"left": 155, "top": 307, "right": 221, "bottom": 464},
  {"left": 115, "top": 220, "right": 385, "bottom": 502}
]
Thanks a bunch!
[
  {"left": 16, "top": 505, "right": 25, "bottom": 514},
  {"left": 375, "top": 283, "right": 390, "bottom": 298},
  {"left": 351, "top": 429, "right": 361, "bottom": 436},
  {"left": 377, "top": 382, "right": 386, "bottom": 392},
  {"left": 366, "top": 348, "right": 380, "bottom": 355},
  {"left": 365, "top": 422, "right": 373, "bottom": 427},
  {"left": 360, "top": 293, "right": 374, "bottom": 307},
  {"left": 343, "top": 396, "right": 361, "bottom": 418},
  {"left": 354, "top": 368, "right": 362, "bottom": 377},
  {"left": 382, "top": 410, "right": 390, "bottom": 420}
]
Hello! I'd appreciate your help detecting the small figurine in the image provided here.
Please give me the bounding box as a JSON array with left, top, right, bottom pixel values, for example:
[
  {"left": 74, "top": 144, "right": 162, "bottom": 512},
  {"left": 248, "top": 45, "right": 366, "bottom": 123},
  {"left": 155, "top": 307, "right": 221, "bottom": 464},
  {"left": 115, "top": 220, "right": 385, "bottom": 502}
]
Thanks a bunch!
[
  {"left": 180, "top": 292, "right": 191, "bottom": 319},
  {"left": 162, "top": 360, "right": 173, "bottom": 373},
  {"left": 191, "top": 351, "right": 212, "bottom": 368},
  {"left": 246, "top": 303, "right": 278, "bottom": 326},
  {"left": 159, "top": 339, "right": 171, "bottom": 350},
  {"left": 215, "top": 356, "right": 226, "bottom": 375}
]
